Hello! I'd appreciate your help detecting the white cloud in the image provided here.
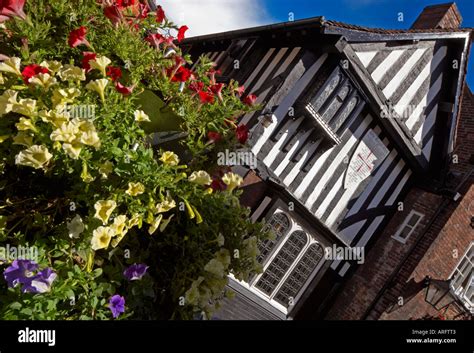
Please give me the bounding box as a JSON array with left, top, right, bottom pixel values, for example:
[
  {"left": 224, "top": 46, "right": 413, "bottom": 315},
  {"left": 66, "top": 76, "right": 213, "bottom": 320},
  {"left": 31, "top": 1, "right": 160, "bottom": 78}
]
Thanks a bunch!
[{"left": 154, "top": 0, "right": 273, "bottom": 37}]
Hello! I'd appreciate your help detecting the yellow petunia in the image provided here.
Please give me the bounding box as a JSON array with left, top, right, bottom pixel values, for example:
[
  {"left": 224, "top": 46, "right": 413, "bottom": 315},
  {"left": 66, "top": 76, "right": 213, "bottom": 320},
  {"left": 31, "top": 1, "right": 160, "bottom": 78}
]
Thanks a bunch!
[
  {"left": 62, "top": 142, "right": 82, "bottom": 159},
  {"left": 58, "top": 64, "right": 86, "bottom": 81},
  {"left": 40, "top": 60, "right": 63, "bottom": 74},
  {"left": 155, "top": 196, "right": 176, "bottom": 213},
  {"left": 15, "top": 145, "right": 52, "bottom": 170},
  {"left": 159, "top": 151, "right": 179, "bottom": 166},
  {"left": 94, "top": 200, "right": 117, "bottom": 225},
  {"left": 127, "top": 213, "right": 142, "bottom": 229},
  {"left": 15, "top": 117, "right": 37, "bottom": 132},
  {"left": 91, "top": 226, "right": 115, "bottom": 251},
  {"left": 50, "top": 122, "right": 79, "bottom": 143},
  {"left": 12, "top": 99, "right": 37, "bottom": 117},
  {"left": 86, "top": 79, "right": 109, "bottom": 103},
  {"left": 99, "top": 161, "right": 114, "bottom": 179},
  {"left": 39, "top": 109, "right": 70, "bottom": 128},
  {"left": 126, "top": 182, "right": 145, "bottom": 196},
  {"left": 111, "top": 215, "right": 128, "bottom": 237},
  {"left": 148, "top": 214, "right": 163, "bottom": 235},
  {"left": 12, "top": 132, "right": 34, "bottom": 147},
  {"left": 89, "top": 56, "right": 112, "bottom": 77},
  {"left": 80, "top": 130, "right": 101, "bottom": 149},
  {"left": 0, "top": 90, "right": 18, "bottom": 116},
  {"left": 222, "top": 172, "right": 243, "bottom": 192},
  {"left": 188, "top": 170, "right": 212, "bottom": 186},
  {"left": 51, "top": 88, "right": 81, "bottom": 107},
  {"left": 134, "top": 110, "right": 151, "bottom": 122},
  {"left": 29, "top": 73, "right": 57, "bottom": 91},
  {"left": 0, "top": 57, "right": 21, "bottom": 76}
]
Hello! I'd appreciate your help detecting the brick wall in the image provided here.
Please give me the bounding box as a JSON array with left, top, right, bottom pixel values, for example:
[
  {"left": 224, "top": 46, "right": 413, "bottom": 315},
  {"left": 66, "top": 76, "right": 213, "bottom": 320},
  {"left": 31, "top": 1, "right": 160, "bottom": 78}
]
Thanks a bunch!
[
  {"left": 326, "top": 85, "right": 474, "bottom": 320},
  {"left": 411, "top": 3, "right": 462, "bottom": 29}
]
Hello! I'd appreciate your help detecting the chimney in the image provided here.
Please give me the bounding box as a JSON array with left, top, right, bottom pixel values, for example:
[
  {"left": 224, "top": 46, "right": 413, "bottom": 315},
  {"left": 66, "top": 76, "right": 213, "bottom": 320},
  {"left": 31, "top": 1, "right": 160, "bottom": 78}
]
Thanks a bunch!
[{"left": 411, "top": 2, "right": 462, "bottom": 29}]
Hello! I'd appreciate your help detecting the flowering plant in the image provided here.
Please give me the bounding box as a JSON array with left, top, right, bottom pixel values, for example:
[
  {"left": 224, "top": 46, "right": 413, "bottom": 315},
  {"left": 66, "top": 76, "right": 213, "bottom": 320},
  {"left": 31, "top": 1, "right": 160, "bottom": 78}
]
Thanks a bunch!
[{"left": 0, "top": 0, "right": 267, "bottom": 320}]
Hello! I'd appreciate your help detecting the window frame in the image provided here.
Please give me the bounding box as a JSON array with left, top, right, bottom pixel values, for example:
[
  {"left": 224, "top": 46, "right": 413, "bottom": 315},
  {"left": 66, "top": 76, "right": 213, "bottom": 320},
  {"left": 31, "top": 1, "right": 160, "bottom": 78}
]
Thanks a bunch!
[
  {"left": 449, "top": 242, "right": 474, "bottom": 313},
  {"left": 392, "top": 210, "right": 424, "bottom": 244},
  {"left": 233, "top": 206, "right": 326, "bottom": 314}
]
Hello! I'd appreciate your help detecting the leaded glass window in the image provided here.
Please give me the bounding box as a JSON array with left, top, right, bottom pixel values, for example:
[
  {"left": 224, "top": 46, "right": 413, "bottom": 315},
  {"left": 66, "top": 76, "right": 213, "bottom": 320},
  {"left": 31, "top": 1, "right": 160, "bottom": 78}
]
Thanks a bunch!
[
  {"left": 257, "top": 212, "right": 290, "bottom": 264},
  {"left": 274, "top": 243, "right": 324, "bottom": 307},
  {"left": 255, "top": 230, "right": 308, "bottom": 296}
]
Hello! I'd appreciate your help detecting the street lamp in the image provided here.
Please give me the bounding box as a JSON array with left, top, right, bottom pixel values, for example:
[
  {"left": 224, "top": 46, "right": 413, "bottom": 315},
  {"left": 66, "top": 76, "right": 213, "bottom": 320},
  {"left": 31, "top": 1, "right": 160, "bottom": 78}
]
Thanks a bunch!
[{"left": 424, "top": 276, "right": 456, "bottom": 311}]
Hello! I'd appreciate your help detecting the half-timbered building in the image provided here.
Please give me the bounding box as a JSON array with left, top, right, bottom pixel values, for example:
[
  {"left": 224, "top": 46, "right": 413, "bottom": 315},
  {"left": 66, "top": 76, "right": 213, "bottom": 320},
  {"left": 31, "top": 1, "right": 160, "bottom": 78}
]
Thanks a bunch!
[{"left": 182, "top": 2, "right": 473, "bottom": 320}]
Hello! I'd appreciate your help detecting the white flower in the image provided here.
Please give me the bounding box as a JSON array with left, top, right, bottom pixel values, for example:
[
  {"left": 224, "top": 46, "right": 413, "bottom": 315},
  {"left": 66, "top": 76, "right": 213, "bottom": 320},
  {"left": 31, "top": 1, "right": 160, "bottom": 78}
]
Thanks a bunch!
[
  {"left": 89, "top": 56, "right": 112, "bottom": 77},
  {"left": 222, "top": 172, "right": 243, "bottom": 192},
  {"left": 12, "top": 98, "right": 37, "bottom": 117},
  {"left": 0, "top": 57, "right": 21, "bottom": 76},
  {"left": 86, "top": 79, "right": 109, "bottom": 103},
  {"left": 80, "top": 130, "right": 101, "bottom": 149},
  {"left": 204, "top": 258, "right": 225, "bottom": 278},
  {"left": 94, "top": 200, "right": 117, "bottom": 225},
  {"left": 148, "top": 214, "right": 163, "bottom": 235},
  {"left": 15, "top": 145, "right": 52, "bottom": 170},
  {"left": 29, "top": 73, "right": 57, "bottom": 90},
  {"left": 91, "top": 226, "right": 115, "bottom": 251},
  {"left": 188, "top": 171, "right": 212, "bottom": 186},
  {"left": 67, "top": 215, "right": 85, "bottom": 239},
  {"left": 0, "top": 90, "right": 18, "bottom": 116},
  {"left": 50, "top": 122, "right": 79, "bottom": 143},
  {"left": 134, "top": 110, "right": 150, "bottom": 122},
  {"left": 58, "top": 65, "right": 86, "bottom": 81},
  {"left": 62, "top": 142, "right": 82, "bottom": 159}
]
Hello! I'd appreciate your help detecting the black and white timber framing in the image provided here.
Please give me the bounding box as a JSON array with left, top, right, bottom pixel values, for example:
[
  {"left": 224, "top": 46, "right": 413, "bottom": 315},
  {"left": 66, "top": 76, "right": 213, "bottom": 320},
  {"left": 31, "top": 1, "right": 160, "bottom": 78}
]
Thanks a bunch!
[{"left": 182, "top": 17, "right": 472, "bottom": 318}]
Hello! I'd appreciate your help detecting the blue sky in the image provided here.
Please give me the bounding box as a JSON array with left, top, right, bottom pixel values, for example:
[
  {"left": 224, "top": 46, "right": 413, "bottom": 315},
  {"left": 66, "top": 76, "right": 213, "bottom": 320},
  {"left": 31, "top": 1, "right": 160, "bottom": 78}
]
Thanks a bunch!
[
  {"left": 260, "top": 0, "right": 474, "bottom": 87},
  {"left": 165, "top": 0, "right": 473, "bottom": 87}
]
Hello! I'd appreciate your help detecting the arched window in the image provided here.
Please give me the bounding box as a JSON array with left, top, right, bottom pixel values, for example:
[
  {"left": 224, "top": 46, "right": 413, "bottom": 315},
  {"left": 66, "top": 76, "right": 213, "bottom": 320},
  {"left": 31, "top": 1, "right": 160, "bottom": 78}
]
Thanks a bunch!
[
  {"left": 255, "top": 230, "right": 308, "bottom": 296},
  {"left": 274, "top": 243, "right": 325, "bottom": 307},
  {"left": 257, "top": 212, "right": 290, "bottom": 264}
]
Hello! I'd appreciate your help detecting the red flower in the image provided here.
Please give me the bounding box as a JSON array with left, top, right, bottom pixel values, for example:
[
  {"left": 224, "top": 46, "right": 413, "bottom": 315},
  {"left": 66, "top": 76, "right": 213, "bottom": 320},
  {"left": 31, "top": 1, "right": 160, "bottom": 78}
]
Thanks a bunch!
[
  {"left": 189, "top": 81, "right": 204, "bottom": 93},
  {"left": 211, "top": 178, "right": 227, "bottom": 191},
  {"left": 236, "top": 124, "right": 249, "bottom": 144},
  {"left": 104, "top": 6, "right": 122, "bottom": 26},
  {"left": 107, "top": 66, "right": 122, "bottom": 82},
  {"left": 198, "top": 90, "right": 214, "bottom": 104},
  {"left": 210, "top": 83, "right": 224, "bottom": 95},
  {"left": 145, "top": 33, "right": 174, "bottom": 48},
  {"left": 21, "top": 64, "right": 49, "bottom": 84},
  {"left": 116, "top": 0, "right": 135, "bottom": 8},
  {"left": 235, "top": 85, "right": 245, "bottom": 97},
  {"left": 171, "top": 66, "right": 192, "bottom": 82},
  {"left": 136, "top": 3, "right": 149, "bottom": 19},
  {"left": 0, "top": 0, "right": 26, "bottom": 23},
  {"left": 156, "top": 5, "right": 165, "bottom": 23},
  {"left": 115, "top": 82, "right": 134, "bottom": 96},
  {"left": 242, "top": 94, "right": 257, "bottom": 106},
  {"left": 81, "top": 52, "right": 97, "bottom": 73},
  {"left": 68, "top": 26, "right": 90, "bottom": 48},
  {"left": 177, "top": 25, "right": 188, "bottom": 42},
  {"left": 115, "top": 82, "right": 134, "bottom": 95},
  {"left": 126, "top": 19, "right": 140, "bottom": 31},
  {"left": 207, "top": 131, "right": 222, "bottom": 143}
]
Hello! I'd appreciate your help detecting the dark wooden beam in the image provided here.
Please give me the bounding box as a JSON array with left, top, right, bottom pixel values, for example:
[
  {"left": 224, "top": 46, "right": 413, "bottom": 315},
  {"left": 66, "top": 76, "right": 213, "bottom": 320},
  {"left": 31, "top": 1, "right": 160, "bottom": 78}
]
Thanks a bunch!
[{"left": 338, "top": 39, "right": 427, "bottom": 174}]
